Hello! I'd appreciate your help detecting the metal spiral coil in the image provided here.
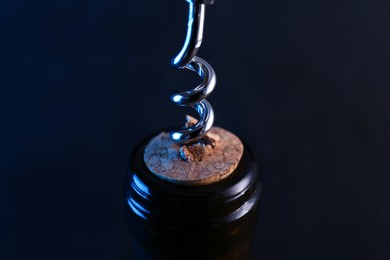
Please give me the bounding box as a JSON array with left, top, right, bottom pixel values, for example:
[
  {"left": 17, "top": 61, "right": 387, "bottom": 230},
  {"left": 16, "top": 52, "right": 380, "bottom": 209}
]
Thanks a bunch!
[{"left": 169, "top": 0, "right": 216, "bottom": 144}]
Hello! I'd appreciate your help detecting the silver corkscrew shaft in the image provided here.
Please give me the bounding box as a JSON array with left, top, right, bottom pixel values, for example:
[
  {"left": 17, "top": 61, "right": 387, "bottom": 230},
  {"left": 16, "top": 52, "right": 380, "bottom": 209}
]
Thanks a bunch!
[{"left": 169, "top": 0, "right": 217, "bottom": 144}]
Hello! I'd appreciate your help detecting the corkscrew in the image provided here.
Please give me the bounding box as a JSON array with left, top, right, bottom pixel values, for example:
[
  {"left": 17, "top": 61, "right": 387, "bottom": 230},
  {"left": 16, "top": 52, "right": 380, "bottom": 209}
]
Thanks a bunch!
[
  {"left": 169, "top": 0, "right": 217, "bottom": 144},
  {"left": 128, "top": 1, "right": 260, "bottom": 257}
]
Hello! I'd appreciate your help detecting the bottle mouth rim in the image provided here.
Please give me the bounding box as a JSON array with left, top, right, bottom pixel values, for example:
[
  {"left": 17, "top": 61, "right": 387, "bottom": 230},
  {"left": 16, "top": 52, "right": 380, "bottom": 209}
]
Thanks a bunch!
[{"left": 126, "top": 132, "right": 261, "bottom": 226}]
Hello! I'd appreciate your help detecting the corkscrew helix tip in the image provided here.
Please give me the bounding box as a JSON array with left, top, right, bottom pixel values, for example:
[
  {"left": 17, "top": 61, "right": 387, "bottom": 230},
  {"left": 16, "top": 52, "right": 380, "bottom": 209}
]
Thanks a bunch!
[{"left": 169, "top": 0, "right": 216, "bottom": 144}]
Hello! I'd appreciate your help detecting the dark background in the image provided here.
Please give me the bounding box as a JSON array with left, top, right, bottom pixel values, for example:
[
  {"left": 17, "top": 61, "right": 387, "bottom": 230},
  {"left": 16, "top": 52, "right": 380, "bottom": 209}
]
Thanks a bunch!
[{"left": 1, "top": 0, "right": 390, "bottom": 259}]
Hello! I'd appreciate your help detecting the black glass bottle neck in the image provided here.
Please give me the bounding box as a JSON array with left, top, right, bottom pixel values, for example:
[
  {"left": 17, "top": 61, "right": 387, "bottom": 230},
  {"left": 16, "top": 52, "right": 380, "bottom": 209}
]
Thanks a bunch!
[{"left": 126, "top": 133, "right": 261, "bottom": 259}]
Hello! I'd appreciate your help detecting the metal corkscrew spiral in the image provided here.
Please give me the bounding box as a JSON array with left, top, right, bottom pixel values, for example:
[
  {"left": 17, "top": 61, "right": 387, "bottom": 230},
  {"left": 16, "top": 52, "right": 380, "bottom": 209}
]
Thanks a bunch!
[{"left": 169, "top": 0, "right": 217, "bottom": 144}]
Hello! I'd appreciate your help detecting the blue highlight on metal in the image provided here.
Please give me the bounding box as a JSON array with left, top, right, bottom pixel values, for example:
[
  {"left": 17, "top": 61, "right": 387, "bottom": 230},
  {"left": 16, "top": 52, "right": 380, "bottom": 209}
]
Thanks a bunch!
[
  {"left": 168, "top": 1, "right": 217, "bottom": 144},
  {"left": 171, "top": 132, "right": 183, "bottom": 141},
  {"left": 172, "top": 94, "right": 183, "bottom": 103},
  {"left": 172, "top": 1, "right": 196, "bottom": 68}
]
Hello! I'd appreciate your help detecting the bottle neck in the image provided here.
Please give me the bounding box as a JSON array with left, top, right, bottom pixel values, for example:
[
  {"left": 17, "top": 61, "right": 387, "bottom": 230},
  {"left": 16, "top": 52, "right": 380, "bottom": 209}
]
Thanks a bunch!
[{"left": 126, "top": 133, "right": 261, "bottom": 259}]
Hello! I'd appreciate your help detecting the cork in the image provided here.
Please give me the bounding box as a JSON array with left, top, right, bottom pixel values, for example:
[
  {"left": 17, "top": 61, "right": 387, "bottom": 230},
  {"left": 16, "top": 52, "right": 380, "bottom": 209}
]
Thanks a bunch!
[{"left": 143, "top": 127, "right": 244, "bottom": 186}]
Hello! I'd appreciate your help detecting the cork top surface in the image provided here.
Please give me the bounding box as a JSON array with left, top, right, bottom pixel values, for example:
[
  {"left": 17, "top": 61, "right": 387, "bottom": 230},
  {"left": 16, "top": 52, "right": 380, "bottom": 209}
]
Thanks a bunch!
[{"left": 143, "top": 127, "right": 244, "bottom": 186}]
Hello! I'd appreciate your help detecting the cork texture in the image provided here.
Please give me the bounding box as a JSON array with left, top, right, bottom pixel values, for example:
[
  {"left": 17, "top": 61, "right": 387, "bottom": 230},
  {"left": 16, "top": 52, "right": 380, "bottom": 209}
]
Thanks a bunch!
[{"left": 143, "top": 127, "right": 244, "bottom": 186}]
